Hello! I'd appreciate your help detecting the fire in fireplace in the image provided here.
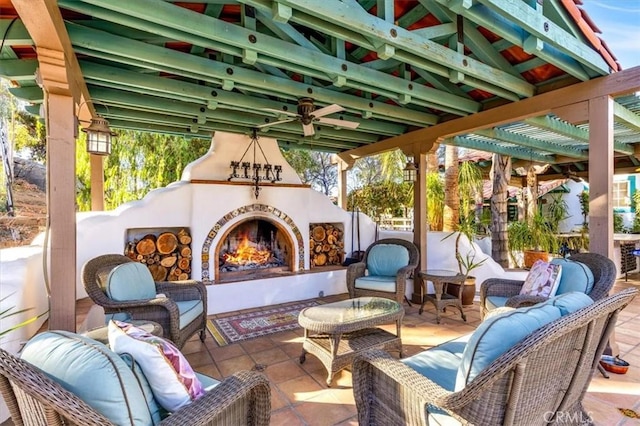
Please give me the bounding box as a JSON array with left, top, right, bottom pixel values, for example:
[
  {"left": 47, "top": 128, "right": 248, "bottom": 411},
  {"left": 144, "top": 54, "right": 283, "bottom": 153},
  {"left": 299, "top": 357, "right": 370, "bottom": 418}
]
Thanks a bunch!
[{"left": 218, "top": 219, "right": 290, "bottom": 276}]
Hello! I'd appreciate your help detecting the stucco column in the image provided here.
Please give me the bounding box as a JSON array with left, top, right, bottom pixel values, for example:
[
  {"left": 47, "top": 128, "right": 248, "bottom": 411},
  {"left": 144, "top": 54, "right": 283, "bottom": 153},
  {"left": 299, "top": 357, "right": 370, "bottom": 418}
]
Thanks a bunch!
[
  {"left": 90, "top": 154, "right": 105, "bottom": 210},
  {"left": 411, "top": 145, "right": 427, "bottom": 304},
  {"left": 588, "top": 95, "right": 614, "bottom": 258},
  {"left": 46, "top": 92, "right": 77, "bottom": 331}
]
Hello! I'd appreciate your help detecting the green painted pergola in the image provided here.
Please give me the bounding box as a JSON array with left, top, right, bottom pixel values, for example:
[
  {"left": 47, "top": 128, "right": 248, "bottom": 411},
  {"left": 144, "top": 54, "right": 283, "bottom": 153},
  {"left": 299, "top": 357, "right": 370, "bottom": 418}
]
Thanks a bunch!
[{"left": 2, "top": 0, "right": 639, "bottom": 330}]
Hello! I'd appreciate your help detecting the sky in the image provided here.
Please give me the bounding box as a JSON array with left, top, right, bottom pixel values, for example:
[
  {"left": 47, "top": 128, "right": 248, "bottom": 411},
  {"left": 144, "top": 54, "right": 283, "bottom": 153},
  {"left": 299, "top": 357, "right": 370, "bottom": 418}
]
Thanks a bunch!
[{"left": 580, "top": 0, "right": 640, "bottom": 70}]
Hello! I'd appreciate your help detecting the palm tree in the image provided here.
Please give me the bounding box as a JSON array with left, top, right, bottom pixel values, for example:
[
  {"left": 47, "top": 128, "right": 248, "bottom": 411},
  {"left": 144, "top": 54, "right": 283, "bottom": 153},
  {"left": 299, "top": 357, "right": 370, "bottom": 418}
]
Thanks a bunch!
[
  {"left": 490, "top": 154, "right": 511, "bottom": 267},
  {"left": 443, "top": 145, "right": 459, "bottom": 232}
]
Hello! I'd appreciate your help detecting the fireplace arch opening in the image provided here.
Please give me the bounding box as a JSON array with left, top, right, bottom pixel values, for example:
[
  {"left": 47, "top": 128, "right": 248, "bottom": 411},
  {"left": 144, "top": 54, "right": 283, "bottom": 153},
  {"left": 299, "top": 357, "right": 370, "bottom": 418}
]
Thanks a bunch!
[{"left": 214, "top": 218, "right": 294, "bottom": 281}]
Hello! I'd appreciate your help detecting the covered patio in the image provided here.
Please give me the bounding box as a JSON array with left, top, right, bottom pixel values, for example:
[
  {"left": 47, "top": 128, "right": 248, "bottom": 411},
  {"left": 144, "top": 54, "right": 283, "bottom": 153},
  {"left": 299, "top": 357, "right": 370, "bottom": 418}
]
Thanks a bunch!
[{"left": 2, "top": 1, "right": 640, "bottom": 424}]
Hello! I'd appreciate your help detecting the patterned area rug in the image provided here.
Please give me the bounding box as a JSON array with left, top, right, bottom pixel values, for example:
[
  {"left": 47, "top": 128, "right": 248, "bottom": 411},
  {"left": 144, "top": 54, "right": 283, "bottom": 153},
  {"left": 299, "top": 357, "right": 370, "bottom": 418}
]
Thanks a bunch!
[{"left": 207, "top": 300, "right": 319, "bottom": 346}]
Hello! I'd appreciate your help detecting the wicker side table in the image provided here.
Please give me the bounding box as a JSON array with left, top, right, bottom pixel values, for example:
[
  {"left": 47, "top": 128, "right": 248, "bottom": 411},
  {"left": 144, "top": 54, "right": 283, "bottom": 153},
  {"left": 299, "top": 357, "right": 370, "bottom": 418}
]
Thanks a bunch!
[
  {"left": 418, "top": 269, "right": 467, "bottom": 324},
  {"left": 298, "top": 297, "right": 404, "bottom": 386}
]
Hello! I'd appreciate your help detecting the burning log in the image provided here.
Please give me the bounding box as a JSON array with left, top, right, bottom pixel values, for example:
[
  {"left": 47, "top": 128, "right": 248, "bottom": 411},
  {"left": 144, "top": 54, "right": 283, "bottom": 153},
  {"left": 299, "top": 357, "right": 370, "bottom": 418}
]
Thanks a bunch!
[
  {"left": 125, "top": 229, "right": 192, "bottom": 281},
  {"left": 309, "top": 223, "right": 344, "bottom": 268}
]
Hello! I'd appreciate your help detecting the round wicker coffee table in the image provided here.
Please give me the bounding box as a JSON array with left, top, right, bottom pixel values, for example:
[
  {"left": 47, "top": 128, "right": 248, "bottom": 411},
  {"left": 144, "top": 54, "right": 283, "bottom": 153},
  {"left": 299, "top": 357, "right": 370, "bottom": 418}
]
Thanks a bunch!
[{"left": 298, "top": 297, "right": 404, "bottom": 386}]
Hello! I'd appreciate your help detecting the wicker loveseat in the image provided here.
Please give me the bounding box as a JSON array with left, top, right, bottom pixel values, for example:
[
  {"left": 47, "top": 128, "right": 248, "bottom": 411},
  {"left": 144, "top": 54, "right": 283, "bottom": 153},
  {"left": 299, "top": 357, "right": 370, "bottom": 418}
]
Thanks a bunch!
[
  {"left": 352, "top": 288, "right": 637, "bottom": 426},
  {"left": 0, "top": 330, "right": 271, "bottom": 426},
  {"left": 480, "top": 252, "right": 616, "bottom": 319}
]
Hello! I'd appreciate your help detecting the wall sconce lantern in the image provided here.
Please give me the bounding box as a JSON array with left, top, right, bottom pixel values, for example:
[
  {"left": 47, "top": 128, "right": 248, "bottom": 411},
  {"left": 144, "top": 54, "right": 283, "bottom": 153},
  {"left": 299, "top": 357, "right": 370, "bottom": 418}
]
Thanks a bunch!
[
  {"left": 81, "top": 117, "right": 115, "bottom": 155},
  {"left": 403, "top": 158, "right": 418, "bottom": 182}
]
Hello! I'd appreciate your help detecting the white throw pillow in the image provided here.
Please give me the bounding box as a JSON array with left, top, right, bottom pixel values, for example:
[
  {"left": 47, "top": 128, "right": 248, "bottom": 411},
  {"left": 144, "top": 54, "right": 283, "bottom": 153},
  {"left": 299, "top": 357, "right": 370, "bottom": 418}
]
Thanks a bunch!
[
  {"left": 108, "top": 320, "right": 205, "bottom": 412},
  {"left": 520, "top": 260, "right": 563, "bottom": 298}
]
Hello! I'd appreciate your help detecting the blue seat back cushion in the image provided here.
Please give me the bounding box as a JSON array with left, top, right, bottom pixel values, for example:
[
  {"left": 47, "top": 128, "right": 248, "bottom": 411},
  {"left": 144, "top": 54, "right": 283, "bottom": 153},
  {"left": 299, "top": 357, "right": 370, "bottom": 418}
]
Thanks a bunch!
[
  {"left": 484, "top": 295, "right": 510, "bottom": 311},
  {"left": 21, "top": 331, "right": 154, "bottom": 426},
  {"left": 107, "top": 262, "right": 157, "bottom": 301},
  {"left": 455, "top": 304, "right": 562, "bottom": 391},
  {"left": 550, "top": 258, "right": 595, "bottom": 295},
  {"left": 367, "top": 244, "right": 409, "bottom": 277},
  {"left": 540, "top": 291, "right": 593, "bottom": 316},
  {"left": 176, "top": 300, "right": 204, "bottom": 330}
]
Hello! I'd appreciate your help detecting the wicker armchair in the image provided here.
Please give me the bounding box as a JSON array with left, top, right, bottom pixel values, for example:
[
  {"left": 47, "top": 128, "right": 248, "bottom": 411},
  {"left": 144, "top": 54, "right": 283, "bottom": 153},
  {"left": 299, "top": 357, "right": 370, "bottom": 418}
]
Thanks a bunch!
[
  {"left": 82, "top": 254, "right": 207, "bottom": 349},
  {"left": 480, "top": 252, "right": 616, "bottom": 319},
  {"left": 353, "top": 288, "right": 637, "bottom": 426},
  {"left": 346, "top": 238, "right": 419, "bottom": 305},
  {"left": 0, "top": 347, "right": 271, "bottom": 426}
]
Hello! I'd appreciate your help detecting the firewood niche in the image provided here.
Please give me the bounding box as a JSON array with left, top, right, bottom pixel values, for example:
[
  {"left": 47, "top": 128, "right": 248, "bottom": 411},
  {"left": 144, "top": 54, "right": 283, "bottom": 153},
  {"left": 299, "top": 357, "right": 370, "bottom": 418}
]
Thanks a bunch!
[
  {"left": 125, "top": 227, "right": 192, "bottom": 281},
  {"left": 309, "top": 223, "right": 344, "bottom": 267}
]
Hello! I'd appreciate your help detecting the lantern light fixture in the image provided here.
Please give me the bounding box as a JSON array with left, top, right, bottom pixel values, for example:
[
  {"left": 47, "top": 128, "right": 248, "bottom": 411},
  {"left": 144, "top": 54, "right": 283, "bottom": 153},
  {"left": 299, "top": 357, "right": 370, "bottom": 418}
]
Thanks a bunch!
[
  {"left": 81, "top": 117, "right": 115, "bottom": 156},
  {"left": 403, "top": 158, "right": 418, "bottom": 182}
]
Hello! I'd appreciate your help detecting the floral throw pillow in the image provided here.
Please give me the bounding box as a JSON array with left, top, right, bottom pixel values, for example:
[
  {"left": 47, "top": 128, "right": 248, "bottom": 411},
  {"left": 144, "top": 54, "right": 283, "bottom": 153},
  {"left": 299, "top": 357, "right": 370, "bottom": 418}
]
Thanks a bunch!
[
  {"left": 520, "top": 260, "right": 563, "bottom": 298},
  {"left": 108, "top": 320, "right": 205, "bottom": 412}
]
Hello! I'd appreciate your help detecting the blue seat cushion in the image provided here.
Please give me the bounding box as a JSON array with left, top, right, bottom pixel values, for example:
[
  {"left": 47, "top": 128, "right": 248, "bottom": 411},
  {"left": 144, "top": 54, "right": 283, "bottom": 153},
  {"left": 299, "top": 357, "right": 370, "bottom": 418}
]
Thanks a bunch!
[
  {"left": 550, "top": 258, "right": 595, "bottom": 295},
  {"left": 196, "top": 372, "right": 220, "bottom": 392},
  {"left": 120, "top": 353, "right": 163, "bottom": 424},
  {"left": 402, "top": 335, "right": 470, "bottom": 391},
  {"left": 366, "top": 244, "right": 409, "bottom": 276},
  {"left": 177, "top": 300, "right": 204, "bottom": 329},
  {"left": 21, "top": 331, "right": 154, "bottom": 426},
  {"left": 354, "top": 275, "right": 396, "bottom": 293},
  {"left": 106, "top": 262, "right": 157, "bottom": 301},
  {"left": 484, "top": 295, "right": 509, "bottom": 311}
]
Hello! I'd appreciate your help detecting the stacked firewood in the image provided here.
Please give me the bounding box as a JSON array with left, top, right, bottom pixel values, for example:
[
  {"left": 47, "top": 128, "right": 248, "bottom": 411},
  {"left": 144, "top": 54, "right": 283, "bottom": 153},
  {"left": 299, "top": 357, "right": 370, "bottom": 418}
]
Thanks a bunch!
[
  {"left": 125, "top": 228, "right": 192, "bottom": 281},
  {"left": 309, "top": 223, "right": 344, "bottom": 267}
]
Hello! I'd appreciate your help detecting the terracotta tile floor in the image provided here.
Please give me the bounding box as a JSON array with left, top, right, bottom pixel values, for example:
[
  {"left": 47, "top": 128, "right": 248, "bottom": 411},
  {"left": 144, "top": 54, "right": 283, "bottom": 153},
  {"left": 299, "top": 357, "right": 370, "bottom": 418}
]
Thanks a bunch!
[{"left": 25, "top": 278, "right": 640, "bottom": 425}]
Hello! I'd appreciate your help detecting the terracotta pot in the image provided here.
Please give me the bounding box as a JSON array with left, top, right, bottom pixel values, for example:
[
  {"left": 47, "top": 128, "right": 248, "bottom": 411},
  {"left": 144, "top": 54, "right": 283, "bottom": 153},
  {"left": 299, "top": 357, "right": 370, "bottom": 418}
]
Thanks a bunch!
[
  {"left": 523, "top": 250, "right": 549, "bottom": 269},
  {"left": 446, "top": 277, "right": 476, "bottom": 306}
]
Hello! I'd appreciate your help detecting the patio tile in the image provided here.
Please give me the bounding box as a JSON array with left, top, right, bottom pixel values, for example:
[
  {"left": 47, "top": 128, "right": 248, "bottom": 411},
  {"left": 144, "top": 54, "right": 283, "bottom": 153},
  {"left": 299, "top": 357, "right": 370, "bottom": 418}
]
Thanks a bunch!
[
  {"left": 207, "top": 342, "right": 247, "bottom": 361},
  {"left": 276, "top": 375, "right": 326, "bottom": 404},
  {"left": 265, "top": 359, "right": 307, "bottom": 384},
  {"left": 240, "top": 336, "right": 275, "bottom": 354},
  {"left": 269, "top": 407, "right": 306, "bottom": 426},
  {"left": 250, "top": 346, "right": 290, "bottom": 366},
  {"left": 270, "top": 385, "right": 290, "bottom": 411},
  {"left": 216, "top": 354, "right": 255, "bottom": 378},
  {"left": 294, "top": 393, "right": 355, "bottom": 426}
]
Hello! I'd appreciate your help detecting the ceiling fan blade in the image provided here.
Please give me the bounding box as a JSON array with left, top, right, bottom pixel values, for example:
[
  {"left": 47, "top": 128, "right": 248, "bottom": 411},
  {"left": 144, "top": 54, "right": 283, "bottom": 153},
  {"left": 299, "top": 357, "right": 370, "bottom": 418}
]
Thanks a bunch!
[
  {"left": 312, "top": 104, "right": 344, "bottom": 118},
  {"left": 302, "top": 123, "right": 315, "bottom": 136},
  {"left": 255, "top": 118, "right": 295, "bottom": 128},
  {"left": 316, "top": 117, "right": 360, "bottom": 129},
  {"left": 261, "top": 108, "right": 299, "bottom": 118}
]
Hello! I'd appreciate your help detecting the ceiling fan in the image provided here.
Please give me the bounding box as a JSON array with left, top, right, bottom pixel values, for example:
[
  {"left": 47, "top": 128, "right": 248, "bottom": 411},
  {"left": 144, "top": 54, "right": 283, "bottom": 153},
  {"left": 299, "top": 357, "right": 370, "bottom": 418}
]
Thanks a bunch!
[{"left": 256, "top": 98, "right": 360, "bottom": 136}]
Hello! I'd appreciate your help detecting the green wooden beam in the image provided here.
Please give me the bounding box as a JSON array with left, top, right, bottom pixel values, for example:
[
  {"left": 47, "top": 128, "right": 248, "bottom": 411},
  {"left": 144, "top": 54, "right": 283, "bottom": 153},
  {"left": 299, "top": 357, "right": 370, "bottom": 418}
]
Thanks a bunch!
[
  {"left": 88, "top": 85, "right": 384, "bottom": 143},
  {"left": 446, "top": 135, "right": 556, "bottom": 162},
  {"left": 476, "top": 0, "right": 609, "bottom": 75},
  {"left": 66, "top": 23, "right": 439, "bottom": 126},
  {"left": 525, "top": 115, "right": 634, "bottom": 155},
  {"left": 80, "top": 61, "right": 409, "bottom": 136},
  {"left": 70, "top": 0, "right": 478, "bottom": 115},
  {"left": 264, "top": 0, "right": 535, "bottom": 98},
  {"left": 614, "top": 102, "right": 640, "bottom": 133},
  {"left": 443, "top": 0, "right": 593, "bottom": 81},
  {"left": 0, "top": 59, "right": 38, "bottom": 79},
  {"left": 475, "top": 128, "right": 587, "bottom": 159},
  {"left": 462, "top": 19, "right": 520, "bottom": 77},
  {"left": 7, "top": 86, "right": 43, "bottom": 102},
  {"left": 0, "top": 20, "right": 32, "bottom": 45}
]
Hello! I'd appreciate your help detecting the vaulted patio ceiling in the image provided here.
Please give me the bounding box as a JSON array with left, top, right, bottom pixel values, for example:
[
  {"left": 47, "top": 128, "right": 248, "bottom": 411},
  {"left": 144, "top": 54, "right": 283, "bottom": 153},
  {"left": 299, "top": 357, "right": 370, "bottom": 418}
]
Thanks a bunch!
[{"left": 1, "top": 0, "right": 639, "bottom": 169}]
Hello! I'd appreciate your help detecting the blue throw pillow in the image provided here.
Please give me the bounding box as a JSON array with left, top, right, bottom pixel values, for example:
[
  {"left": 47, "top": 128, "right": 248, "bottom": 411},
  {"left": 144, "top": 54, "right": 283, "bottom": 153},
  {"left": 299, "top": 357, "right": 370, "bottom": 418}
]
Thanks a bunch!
[{"left": 550, "top": 258, "right": 595, "bottom": 295}]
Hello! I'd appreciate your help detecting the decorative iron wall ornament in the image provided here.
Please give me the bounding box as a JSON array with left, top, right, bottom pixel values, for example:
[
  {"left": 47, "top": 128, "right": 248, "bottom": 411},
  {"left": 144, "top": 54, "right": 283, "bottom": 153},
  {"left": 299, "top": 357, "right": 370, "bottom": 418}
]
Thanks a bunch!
[{"left": 228, "top": 129, "right": 282, "bottom": 198}]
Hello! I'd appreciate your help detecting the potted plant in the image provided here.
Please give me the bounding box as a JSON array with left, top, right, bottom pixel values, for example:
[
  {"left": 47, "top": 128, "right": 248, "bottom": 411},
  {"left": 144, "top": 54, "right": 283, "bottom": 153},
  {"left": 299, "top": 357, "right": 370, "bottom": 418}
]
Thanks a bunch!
[{"left": 508, "top": 210, "right": 559, "bottom": 268}]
